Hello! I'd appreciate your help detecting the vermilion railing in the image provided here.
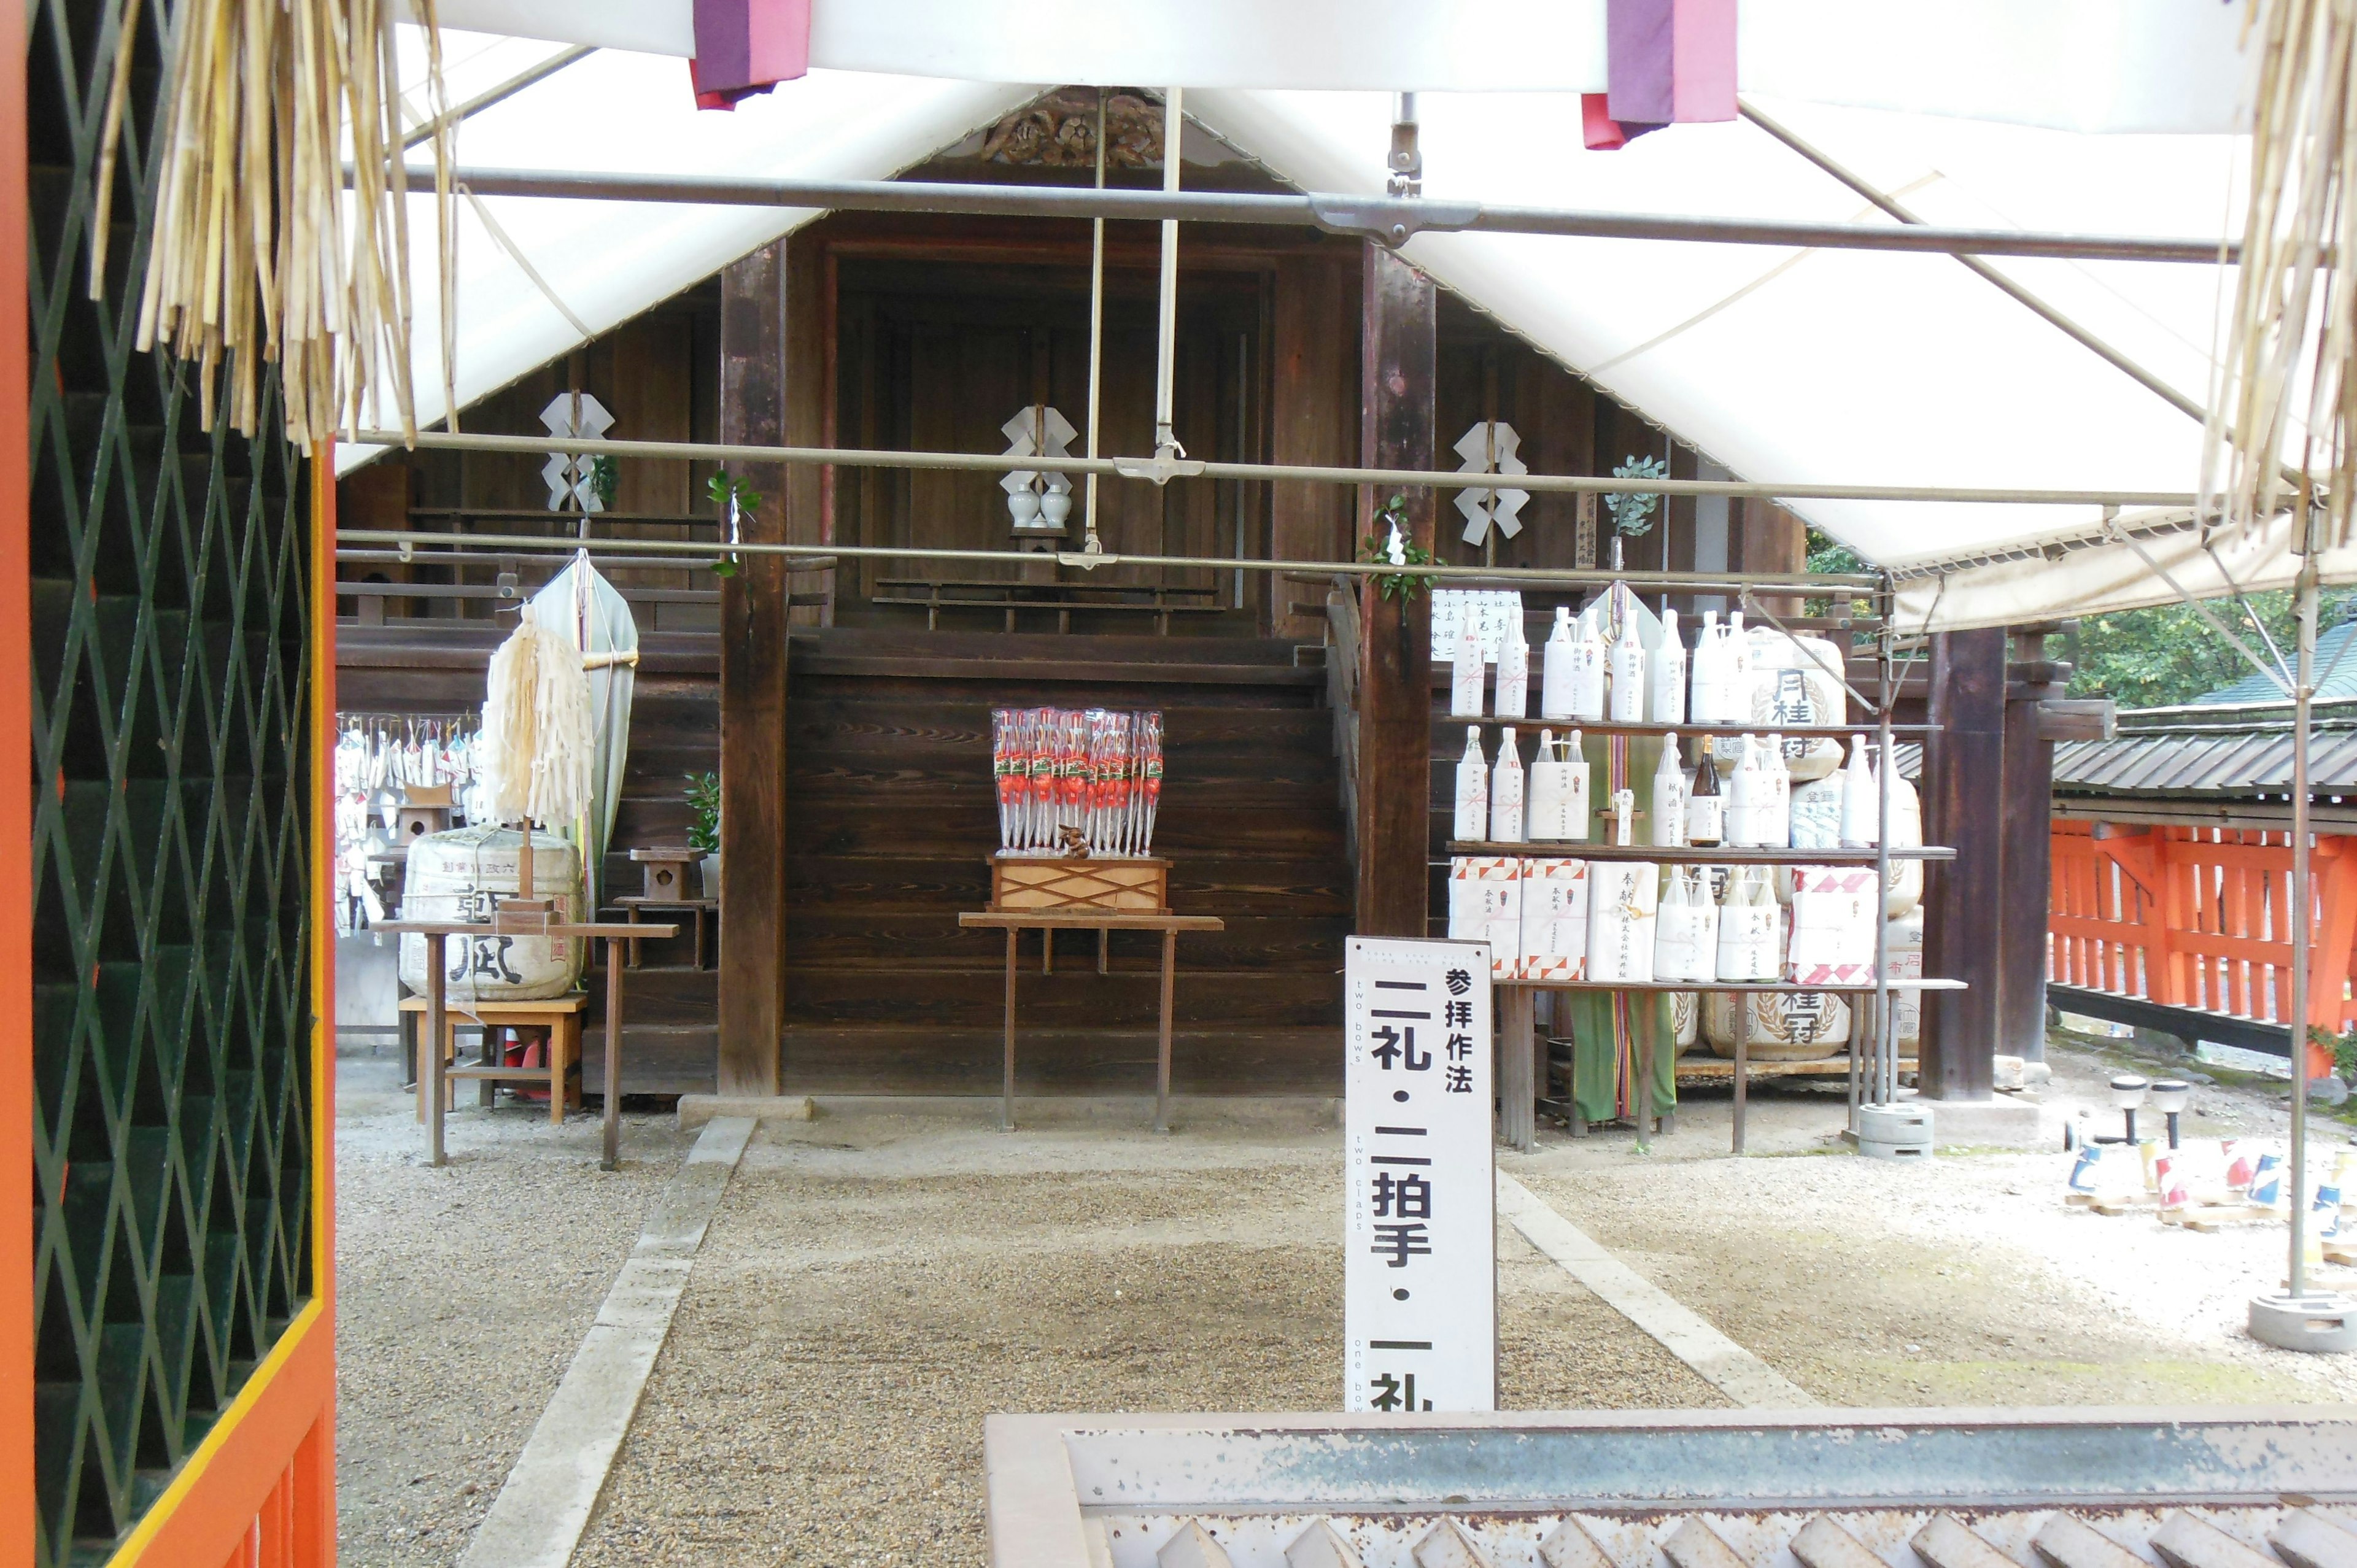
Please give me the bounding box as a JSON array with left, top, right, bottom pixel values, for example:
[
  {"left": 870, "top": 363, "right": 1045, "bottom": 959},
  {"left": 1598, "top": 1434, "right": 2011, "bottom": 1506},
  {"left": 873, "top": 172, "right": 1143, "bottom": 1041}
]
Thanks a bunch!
[{"left": 2049, "top": 818, "right": 2355, "bottom": 1071}]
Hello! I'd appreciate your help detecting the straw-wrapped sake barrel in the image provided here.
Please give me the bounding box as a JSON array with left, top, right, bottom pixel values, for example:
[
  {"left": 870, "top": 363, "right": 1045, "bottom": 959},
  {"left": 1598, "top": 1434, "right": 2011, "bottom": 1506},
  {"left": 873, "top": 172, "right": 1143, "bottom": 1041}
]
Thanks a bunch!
[{"left": 398, "top": 825, "right": 585, "bottom": 1001}]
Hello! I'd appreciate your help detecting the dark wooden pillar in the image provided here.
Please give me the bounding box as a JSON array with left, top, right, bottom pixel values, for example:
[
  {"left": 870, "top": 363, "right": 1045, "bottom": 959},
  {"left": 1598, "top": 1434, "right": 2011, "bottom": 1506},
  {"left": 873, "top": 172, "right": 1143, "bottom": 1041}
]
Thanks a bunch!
[
  {"left": 1921, "top": 627, "right": 2007, "bottom": 1099},
  {"left": 2001, "top": 625, "right": 2070, "bottom": 1062},
  {"left": 716, "top": 239, "right": 790, "bottom": 1095},
  {"left": 1355, "top": 244, "right": 1435, "bottom": 938},
  {"left": 1270, "top": 254, "right": 1356, "bottom": 641}
]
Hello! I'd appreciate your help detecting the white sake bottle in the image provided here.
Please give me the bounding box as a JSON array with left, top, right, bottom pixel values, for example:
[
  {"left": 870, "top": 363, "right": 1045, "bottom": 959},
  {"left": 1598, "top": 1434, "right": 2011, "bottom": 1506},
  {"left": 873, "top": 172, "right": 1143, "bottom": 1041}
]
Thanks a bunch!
[
  {"left": 1838, "top": 736, "right": 1879, "bottom": 848},
  {"left": 1539, "top": 605, "right": 1575, "bottom": 720},
  {"left": 1608, "top": 607, "right": 1647, "bottom": 722},
  {"left": 1653, "top": 867, "right": 1691, "bottom": 980},
  {"left": 1495, "top": 628, "right": 1530, "bottom": 719},
  {"left": 1649, "top": 607, "right": 1686, "bottom": 724},
  {"left": 1490, "top": 726, "right": 1526, "bottom": 844},
  {"left": 1527, "top": 730, "right": 1570, "bottom": 841},
  {"left": 1762, "top": 734, "right": 1793, "bottom": 849},
  {"left": 1562, "top": 730, "right": 1592, "bottom": 841},
  {"left": 1724, "top": 611, "right": 1753, "bottom": 725},
  {"left": 1689, "top": 609, "right": 1722, "bottom": 722},
  {"left": 1449, "top": 619, "right": 1486, "bottom": 718},
  {"left": 1717, "top": 870, "right": 1778, "bottom": 981},
  {"left": 1452, "top": 727, "right": 1488, "bottom": 843},
  {"left": 1649, "top": 735, "right": 1687, "bottom": 848},
  {"left": 1725, "top": 735, "right": 1763, "bottom": 847},
  {"left": 1568, "top": 609, "right": 1608, "bottom": 722}
]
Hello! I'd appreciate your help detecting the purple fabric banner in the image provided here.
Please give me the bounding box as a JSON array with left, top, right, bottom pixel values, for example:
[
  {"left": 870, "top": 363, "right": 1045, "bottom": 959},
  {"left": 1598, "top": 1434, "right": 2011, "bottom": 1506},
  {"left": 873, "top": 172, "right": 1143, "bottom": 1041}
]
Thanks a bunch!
[
  {"left": 1594, "top": 0, "right": 1734, "bottom": 145},
  {"left": 691, "top": 0, "right": 810, "bottom": 109}
]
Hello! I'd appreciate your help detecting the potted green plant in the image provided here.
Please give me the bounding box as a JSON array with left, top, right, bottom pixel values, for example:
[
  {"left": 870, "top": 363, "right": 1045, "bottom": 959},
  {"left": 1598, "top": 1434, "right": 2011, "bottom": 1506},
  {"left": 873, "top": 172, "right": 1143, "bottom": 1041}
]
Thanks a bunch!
[{"left": 686, "top": 771, "right": 721, "bottom": 898}]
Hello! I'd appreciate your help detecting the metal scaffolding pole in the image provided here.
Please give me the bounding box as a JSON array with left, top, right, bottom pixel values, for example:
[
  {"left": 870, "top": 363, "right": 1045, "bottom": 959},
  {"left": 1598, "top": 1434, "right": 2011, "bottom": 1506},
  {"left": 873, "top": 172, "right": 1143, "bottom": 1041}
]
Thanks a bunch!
[
  {"left": 2246, "top": 527, "right": 2357, "bottom": 1354},
  {"left": 350, "top": 427, "right": 2205, "bottom": 511},
  {"left": 385, "top": 163, "right": 2240, "bottom": 265}
]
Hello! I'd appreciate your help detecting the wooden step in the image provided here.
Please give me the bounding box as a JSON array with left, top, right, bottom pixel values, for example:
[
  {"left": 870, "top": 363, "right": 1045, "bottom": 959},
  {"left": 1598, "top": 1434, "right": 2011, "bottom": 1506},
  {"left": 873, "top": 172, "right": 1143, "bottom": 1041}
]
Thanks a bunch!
[
  {"left": 785, "top": 911, "right": 1348, "bottom": 971},
  {"left": 784, "top": 854, "right": 1350, "bottom": 915},
  {"left": 789, "top": 698, "right": 1333, "bottom": 751},
  {"left": 783, "top": 967, "right": 1340, "bottom": 1028},
  {"left": 802, "top": 626, "right": 1307, "bottom": 666},
  {"left": 775, "top": 1025, "right": 1343, "bottom": 1096},
  {"left": 789, "top": 800, "right": 1345, "bottom": 859}
]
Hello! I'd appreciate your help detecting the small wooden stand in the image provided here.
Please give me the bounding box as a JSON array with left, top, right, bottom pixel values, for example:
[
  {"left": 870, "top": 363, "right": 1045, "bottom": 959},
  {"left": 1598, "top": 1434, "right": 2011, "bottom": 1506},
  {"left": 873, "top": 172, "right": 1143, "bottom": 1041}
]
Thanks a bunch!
[
  {"left": 400, "top": 993, "right": 586, "bottom": 1124},
  {"left": 395, "top": 783, "right": 454, "bottom": 843},
  {"left": 959, "top": 908, "right": 1221, "bottom": 1135},
  {"left": 629, "top": 846, "right": 703, "bottom": 900},
  {"left": 378, "top": 913, "right": 675, "bottom": 1170}
]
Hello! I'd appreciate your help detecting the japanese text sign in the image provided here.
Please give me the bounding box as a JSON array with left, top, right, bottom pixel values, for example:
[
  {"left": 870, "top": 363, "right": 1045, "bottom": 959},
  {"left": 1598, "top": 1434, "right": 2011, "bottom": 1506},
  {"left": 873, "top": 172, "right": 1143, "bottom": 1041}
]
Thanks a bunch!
[{"left": 1344, "top": 937, "right": 1496, "bottom": 1413}]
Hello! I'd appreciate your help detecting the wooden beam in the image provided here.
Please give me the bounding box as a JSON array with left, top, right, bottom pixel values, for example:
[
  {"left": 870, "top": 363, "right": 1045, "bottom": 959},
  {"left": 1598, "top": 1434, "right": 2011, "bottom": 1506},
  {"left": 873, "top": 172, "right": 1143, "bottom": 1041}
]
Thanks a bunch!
[
  {"left": 1355, "top": 244, "right": 1434, "bottom": 938},
  {"left": 1921, "top": 627, "right": 2008, "bottom": 1098},
  {"left": 717, "top": 239, "right": 790, "bottom": 1096}
]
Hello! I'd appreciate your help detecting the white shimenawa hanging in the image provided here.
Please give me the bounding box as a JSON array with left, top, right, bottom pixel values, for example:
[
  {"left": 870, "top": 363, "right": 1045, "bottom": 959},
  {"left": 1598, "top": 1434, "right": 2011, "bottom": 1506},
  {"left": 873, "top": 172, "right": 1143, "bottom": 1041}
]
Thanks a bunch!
[{"left": 478, "top": 603, "right": 597, "bottom": 827}]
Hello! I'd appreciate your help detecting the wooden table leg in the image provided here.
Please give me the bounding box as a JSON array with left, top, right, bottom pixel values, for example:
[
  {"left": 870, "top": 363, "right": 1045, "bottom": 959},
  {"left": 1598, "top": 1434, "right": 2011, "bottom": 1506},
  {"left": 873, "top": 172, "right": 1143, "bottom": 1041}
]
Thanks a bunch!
[
  {"left": 1002, "top": 928, "right": 1018, "bottom": 1132},
  {"left": 1733, "top": 996, "right": 1751, "bottom": 1156},
  {"left": 1098, "top": 928, "right": 1109, "bottom": 976},
  {"left": 426, "top": 935, "right": 448, "bottom": 1167},
  {"left": 478, "top": 1018, "right": 498, "bottom": 1108},
  {"left": 548, "top": 1012, "right": 570, "bottom": 1126},
  {"left": 1155, "top": 929, "right": 1176, "bottom": 1135},
  {"left": 1042, "top": 927, "right": 1053, "bottom": 976},
  {"left": 602, "top": 937, "right": 624, "bottom": 1170},
  {"left": 625, "top": 905, "right": 641, "bottom": 970},
  {"left": 1501, "top": 987, "right": 1535, "bottom": 1153}
]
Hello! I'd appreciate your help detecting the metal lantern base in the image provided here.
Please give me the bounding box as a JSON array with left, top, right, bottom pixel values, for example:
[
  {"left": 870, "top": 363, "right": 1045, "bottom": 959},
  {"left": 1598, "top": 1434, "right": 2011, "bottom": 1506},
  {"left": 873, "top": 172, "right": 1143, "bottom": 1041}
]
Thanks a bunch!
[{"left": 2247, "top": 1291, "right": 2357, "bottom": 1353}]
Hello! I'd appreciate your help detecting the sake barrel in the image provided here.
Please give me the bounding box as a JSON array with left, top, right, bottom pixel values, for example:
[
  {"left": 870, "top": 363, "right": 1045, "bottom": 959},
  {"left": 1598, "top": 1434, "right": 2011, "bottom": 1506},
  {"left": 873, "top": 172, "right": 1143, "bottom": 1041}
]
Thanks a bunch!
[
  {"left": 1670, "top": 990, "right": 1701, "bottom": 1053},
  {"left": 1703, "top": 989, "right": 1851, "bottom": 1060},
  {"left": 1711, "top": 630, "right": 1848, "bottom": 781},
  {"left": 1883, "top": 775, "right": 1924, "bottom": 918},
  {"left": 397, "top": 825, "right": 586, "bottom": 1001}
]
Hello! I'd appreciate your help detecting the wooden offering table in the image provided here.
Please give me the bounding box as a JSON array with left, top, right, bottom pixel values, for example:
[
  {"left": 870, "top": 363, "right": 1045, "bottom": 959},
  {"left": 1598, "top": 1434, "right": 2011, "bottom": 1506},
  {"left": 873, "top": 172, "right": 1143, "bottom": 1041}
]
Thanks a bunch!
[
  {"left": 377, "top": 914, "right": 675, "bottom": 1170},
  {"left": 958, "top": 910, "right": 1223, "bottom": 1135}
]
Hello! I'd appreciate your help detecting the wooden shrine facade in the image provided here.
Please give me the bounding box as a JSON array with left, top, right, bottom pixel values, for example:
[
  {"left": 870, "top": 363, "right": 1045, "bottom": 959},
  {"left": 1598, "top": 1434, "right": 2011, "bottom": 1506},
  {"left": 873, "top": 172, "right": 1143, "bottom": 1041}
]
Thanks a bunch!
[{"left": 336, "top": 123, "right": 1987, "bottom": 1105}]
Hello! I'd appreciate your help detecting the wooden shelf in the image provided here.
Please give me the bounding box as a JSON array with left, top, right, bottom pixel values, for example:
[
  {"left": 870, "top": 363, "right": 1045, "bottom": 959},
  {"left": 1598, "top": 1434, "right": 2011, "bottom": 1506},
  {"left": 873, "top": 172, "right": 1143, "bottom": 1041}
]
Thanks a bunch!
[
  {"left": 1446, "top": 841, "right": 1957, "bottom": 863},
  {"left": 1434, "top": 719, "right": 1930, "bottom": 737},
  {"left": 1496, "top": 978, "right": 1965, "bottom": 992}
]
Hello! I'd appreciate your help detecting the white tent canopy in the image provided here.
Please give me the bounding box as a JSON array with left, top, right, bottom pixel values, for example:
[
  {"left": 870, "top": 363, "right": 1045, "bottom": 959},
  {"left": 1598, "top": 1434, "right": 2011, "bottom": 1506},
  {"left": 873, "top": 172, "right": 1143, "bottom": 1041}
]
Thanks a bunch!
[{"left": 355, "top": 15, "right": 2324, "bottom": 633}]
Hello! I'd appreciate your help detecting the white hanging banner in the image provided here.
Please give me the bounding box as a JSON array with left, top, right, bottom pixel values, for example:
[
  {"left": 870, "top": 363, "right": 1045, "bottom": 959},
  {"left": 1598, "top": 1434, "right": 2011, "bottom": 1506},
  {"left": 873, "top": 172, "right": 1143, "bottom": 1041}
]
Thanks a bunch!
[{"left": 1343, "top": 936, "right": 1496, "bottom": 1415}]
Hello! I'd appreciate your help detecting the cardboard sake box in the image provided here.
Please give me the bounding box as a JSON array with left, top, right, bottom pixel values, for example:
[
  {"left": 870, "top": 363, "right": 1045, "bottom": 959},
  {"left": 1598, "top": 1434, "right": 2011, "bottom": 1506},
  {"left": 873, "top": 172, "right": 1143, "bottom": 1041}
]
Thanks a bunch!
[
  {"left": 1448, "top": 855, "right": 1525, "bottom": 979},
  {"left": 1518, "top": 858, "right": 1589, "bottom": 981}
]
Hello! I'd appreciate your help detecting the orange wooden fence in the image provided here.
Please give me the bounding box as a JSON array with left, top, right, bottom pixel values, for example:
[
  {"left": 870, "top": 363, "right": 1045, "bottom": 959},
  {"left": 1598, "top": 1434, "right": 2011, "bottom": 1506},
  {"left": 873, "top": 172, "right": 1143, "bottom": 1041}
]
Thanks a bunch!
[{"left": 2049, "top": 818, "right": 2353, "bottom": 1073}]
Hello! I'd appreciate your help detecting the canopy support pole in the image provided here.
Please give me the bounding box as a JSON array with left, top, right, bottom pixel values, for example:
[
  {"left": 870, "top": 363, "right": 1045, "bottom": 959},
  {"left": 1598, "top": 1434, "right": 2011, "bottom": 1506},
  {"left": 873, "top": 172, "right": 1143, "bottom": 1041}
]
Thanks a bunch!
[
  {"left": 1082, "top": 90, "right": 1107, "bottom": 554},
  {"left": 1153, "top": 88, "right": 1183, "bottom": 466}
]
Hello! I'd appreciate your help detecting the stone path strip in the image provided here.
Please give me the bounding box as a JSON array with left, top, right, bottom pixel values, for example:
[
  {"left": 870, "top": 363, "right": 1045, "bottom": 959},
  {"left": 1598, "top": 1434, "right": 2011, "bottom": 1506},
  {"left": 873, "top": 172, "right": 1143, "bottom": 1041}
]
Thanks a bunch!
[
  {"left": 1496, "top": 1172, "right": 1817, "bottom": 1407},
  {"left": 459, "top": 1116, "right": 758, "bottom": 1568}
]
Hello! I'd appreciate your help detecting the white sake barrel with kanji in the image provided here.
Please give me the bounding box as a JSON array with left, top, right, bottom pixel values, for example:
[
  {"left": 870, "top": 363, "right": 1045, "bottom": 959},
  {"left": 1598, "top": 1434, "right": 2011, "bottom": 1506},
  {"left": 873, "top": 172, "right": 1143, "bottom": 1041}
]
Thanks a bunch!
[
  {"left": 397, "top": 825, "right": 585, "bottom": 1001},
  {"left": 1702, "top": 989, "right": 1851, "bottom": 1060}
]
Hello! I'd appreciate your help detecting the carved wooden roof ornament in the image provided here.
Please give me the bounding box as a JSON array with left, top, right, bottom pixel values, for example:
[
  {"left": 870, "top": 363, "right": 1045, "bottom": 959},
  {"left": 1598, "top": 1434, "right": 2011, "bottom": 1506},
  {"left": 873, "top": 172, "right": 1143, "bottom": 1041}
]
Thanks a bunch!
[{"left": 978, "top": 89, "right": 1165, "bottom": 168}]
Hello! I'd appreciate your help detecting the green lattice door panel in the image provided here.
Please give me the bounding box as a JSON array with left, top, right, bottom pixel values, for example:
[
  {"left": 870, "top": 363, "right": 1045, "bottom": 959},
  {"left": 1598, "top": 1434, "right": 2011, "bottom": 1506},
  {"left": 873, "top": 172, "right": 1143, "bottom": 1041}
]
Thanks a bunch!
[{"left": 26, "top": 2, "right": 317, "bottom": 1563}]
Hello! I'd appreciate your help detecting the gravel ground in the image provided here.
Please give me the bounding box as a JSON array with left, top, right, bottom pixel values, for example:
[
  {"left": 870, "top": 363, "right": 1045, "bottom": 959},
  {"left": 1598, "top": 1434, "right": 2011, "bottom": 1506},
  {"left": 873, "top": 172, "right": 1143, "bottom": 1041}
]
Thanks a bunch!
[
  {"left": 567, "top": 1102, "right": 1722, "bottom": 1568},
  {"left": 1512, "top": 1033, "right": 2357, "bottom": 1407},
  {"left": 333, "top": 1054, "right": 692, "bottom": 1566}
]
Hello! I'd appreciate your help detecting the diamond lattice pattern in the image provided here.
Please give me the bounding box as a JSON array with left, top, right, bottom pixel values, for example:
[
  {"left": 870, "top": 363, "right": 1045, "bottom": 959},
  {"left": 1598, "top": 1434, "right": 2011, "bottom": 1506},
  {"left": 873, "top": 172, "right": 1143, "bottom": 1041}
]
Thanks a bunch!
[{"left": 25, "top": 2, "right": 316, "bottom": 1562}]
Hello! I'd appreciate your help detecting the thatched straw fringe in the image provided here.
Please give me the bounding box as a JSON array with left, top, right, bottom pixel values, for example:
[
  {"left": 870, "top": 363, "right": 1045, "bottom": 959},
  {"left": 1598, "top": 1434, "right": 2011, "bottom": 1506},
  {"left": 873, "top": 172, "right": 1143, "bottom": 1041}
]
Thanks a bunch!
[
  {"left": 93, "top": 0, "right": 447, "bottom": 453},
  {"left": 2210, "top": 0, "right": 2357, "bottom": 549}
]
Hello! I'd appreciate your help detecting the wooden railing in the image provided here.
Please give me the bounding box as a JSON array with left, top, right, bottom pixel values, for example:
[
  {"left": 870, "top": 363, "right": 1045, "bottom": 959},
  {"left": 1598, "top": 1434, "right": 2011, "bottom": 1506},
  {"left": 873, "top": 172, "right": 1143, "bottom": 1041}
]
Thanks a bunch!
[{"left": 2049, "top": 819, "right": 2357, "bottom": 1062}]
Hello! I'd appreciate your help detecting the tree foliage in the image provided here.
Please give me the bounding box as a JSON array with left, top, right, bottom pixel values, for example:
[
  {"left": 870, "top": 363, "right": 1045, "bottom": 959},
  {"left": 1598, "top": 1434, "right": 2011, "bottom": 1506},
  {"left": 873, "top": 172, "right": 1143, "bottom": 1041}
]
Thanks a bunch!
[{"left": 2066, "top": 590, "right": 2356, "bottom": 709}]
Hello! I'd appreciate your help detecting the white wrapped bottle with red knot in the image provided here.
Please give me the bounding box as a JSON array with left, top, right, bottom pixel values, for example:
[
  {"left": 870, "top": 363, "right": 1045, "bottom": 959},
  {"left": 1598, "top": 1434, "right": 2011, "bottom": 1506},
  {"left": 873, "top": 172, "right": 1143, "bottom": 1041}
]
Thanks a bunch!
[{"left": 398, "top": 825, "right": 586, "bottom": 1000}]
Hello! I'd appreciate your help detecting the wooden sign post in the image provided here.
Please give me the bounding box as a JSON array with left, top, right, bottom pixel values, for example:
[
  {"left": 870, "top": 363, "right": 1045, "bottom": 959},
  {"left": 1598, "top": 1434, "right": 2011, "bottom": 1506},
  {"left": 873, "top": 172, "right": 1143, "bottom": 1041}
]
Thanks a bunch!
[{"left": 1343, "top": 936, "right": 1496, "bottom": 1413}]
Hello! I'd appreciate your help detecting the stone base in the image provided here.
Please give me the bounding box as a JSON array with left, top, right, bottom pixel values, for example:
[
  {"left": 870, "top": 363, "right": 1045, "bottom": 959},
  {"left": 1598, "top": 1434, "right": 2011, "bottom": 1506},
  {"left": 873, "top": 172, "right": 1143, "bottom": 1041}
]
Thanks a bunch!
[
  {"left": 1911, "top": 1094, "right": 2045, "bottom": 1150},
  {"left": 2248, "top": 1291, "right": 2357, "bottom": 1353},
  {"left": 676, "top": 1093, "right": 816, "bottom": 1130}
]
